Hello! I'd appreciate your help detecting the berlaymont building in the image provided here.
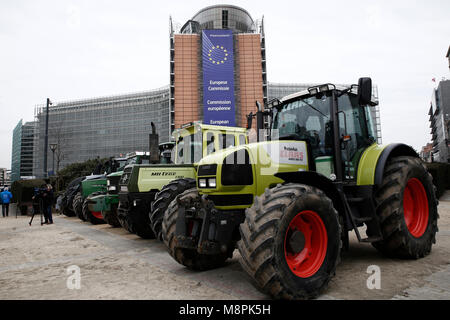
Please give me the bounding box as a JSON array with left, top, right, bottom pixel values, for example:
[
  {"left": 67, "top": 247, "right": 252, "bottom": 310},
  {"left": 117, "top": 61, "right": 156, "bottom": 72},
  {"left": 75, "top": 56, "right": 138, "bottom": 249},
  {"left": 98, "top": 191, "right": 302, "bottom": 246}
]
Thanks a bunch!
[{"left": 13, "top": 4, "right": 381, "bottom": 180}]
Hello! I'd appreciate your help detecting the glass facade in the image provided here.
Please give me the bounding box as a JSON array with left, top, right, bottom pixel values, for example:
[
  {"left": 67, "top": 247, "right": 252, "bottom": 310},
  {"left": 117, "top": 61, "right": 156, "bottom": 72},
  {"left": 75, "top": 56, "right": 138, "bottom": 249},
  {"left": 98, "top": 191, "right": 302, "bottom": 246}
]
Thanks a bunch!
[
  {"left": 182, "top": 5, "right": 255, "bottom": 34},
  {"left": 33, "top": 88, "right": 170, "bottom": 178},
  {"left": 11, "top": 120, "right": 36, "bottom": 182}
]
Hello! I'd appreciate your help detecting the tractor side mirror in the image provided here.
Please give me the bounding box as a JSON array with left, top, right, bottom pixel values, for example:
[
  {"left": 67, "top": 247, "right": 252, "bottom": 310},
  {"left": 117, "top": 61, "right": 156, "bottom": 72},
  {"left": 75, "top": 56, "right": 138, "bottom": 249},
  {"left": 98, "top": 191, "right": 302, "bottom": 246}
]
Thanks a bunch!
[{"left": 357, "top": 77, "right": 372, "bottom": 106}]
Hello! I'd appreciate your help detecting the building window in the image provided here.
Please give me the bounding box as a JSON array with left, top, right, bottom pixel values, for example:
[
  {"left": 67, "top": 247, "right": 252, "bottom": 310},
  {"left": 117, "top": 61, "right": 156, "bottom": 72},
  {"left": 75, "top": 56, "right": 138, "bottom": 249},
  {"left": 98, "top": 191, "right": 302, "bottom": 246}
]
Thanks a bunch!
[{"left": 222, "top": 10, "right": 228, "bottom": 29}]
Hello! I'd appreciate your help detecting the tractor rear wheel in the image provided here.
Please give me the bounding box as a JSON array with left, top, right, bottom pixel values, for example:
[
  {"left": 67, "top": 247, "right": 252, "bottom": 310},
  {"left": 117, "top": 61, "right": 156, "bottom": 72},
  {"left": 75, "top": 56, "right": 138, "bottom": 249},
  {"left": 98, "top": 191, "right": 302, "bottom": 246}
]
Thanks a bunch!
[
  {"left": 82, "top": 192, "right": 106, "bottom": 225},
  {"left": 150, "top": 178, "right": 196, "bottom": 241},
  {"left": 373, "top": 156, "right": 438, "bottom": 258},
  {"left": 72, "top": 192, "right": 83, "bottom": 220},
  {"left": 162, "top": 188, "right": 232, "bottom": 270},
  {"left": 237, "top": 183, "right": 341, "bottom": 299}
]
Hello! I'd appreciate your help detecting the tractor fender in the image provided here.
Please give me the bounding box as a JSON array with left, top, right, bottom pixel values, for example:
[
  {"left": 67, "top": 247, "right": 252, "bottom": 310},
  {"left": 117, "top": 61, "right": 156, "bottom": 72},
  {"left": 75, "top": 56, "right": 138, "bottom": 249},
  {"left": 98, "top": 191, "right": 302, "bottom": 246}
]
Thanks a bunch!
[
  {"left": 357, "top": 143, "right": 418, "bottom": 186},
  {"left": 373, "top": 143, "right": 418, "bottom": 186},
  {"left": 274, "top": 171, "right": 346, "bottom": 218}
]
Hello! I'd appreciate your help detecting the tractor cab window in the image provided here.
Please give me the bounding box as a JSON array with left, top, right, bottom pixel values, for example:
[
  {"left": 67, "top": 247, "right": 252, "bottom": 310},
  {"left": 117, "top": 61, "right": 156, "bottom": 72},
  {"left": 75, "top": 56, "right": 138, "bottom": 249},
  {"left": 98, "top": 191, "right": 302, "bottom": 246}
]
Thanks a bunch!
[
  {"left": 239, "top": 134, "right": 246, "bottom": 146},
  {"left": 337, "top": 94, "right": 373, "bottom": 179},
  {"left": 272, "top": 95, "right": 333, "bottom": 160},
  {"left": 176, "top": 132, "right": 202, "bottom": 164},
  {"left": 218, "top": 134, "right": 235, "bottom": 150},
  {"left": 206, "top": 132, "right": 215, "bottom": 155}
]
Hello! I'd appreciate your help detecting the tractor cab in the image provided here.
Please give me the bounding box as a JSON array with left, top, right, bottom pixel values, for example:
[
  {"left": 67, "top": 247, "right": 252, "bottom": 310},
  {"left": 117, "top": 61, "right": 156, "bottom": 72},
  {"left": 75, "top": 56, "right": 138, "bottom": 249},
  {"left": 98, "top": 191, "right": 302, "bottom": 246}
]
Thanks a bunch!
[
  {"left": 269, "top": 78, "right": 378, "bottom": 182},
  {"left": 171, "top": 122, "right": 248, "bottom": 165}
]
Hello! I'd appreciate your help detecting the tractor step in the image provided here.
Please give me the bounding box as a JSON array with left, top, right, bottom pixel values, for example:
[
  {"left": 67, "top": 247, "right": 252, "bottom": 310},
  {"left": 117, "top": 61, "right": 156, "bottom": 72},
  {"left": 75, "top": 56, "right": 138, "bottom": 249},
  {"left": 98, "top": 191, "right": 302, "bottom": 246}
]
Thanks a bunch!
[
  {"left": 361, "top": 236, "right": 383, "bottom": 243},
  {"left": 354, "top": 216, "right": 373, "bottom": 224},
  {"left": 347, "top": 197, "right": 365, "bottom": 203}
]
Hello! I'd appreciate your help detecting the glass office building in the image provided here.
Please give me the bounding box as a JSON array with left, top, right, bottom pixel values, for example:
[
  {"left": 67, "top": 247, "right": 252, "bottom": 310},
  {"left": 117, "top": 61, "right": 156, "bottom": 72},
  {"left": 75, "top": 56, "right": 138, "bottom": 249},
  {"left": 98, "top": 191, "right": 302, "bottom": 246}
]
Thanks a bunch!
[
  {"left": 11, "top": 120, "right": 36, "bottom": 182},
  {"left": 32, "top": 88, "right": 170, "bottom": 178},
  {"left": 428, "top": 80, "right": 450, "bottom": 163}
]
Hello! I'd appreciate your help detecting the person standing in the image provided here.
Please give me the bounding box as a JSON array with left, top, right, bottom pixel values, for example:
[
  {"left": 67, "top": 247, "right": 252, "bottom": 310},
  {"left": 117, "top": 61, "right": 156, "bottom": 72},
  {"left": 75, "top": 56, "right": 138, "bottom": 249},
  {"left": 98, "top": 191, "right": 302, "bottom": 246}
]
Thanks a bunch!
[
  {"left": 42, "top": 184, "right": 54, "bottom": 224},
  {"left": 1, "top": 187, "right": 13, "bottom": 217}
]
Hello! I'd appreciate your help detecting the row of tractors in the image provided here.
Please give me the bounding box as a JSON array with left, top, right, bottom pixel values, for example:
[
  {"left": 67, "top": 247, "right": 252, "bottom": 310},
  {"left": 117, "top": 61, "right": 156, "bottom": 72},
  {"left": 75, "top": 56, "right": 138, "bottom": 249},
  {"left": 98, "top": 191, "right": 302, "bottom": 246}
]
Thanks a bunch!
[{"left": 59, "top": 78, "right": 439, "bottom": 299}]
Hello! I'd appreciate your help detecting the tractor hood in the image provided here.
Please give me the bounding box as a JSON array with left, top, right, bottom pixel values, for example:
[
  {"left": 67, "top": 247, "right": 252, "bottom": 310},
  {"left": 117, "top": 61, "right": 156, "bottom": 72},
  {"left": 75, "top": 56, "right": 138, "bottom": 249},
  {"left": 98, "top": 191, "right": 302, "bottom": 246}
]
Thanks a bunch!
[{"left": 198, "top": 140, "right": 309, "bottom": 175}]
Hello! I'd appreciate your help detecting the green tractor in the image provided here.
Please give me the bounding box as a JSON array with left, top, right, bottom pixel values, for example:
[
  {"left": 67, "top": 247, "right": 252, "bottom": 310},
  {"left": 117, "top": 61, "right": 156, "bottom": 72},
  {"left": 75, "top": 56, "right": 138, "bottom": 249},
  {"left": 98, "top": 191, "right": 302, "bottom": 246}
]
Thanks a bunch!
[
  {"left": 72, "top": 157, "right": 128, "bottom": 224},
  {"left": 162, "top": 78, "right": 439, "bottom": 299},
  {"left": 117, "top": 122, "right": 248, "bottom": 239},
  {"left": 86, "top": 150, "right": 169, "bottom": 227}
]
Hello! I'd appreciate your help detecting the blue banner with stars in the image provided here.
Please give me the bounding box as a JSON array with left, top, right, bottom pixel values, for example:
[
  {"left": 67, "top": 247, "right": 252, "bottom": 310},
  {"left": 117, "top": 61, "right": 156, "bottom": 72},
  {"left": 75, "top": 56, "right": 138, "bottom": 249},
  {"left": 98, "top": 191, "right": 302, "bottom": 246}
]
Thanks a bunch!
[{"left": 202, "top": 29, "right": 235, "bottom": 127}]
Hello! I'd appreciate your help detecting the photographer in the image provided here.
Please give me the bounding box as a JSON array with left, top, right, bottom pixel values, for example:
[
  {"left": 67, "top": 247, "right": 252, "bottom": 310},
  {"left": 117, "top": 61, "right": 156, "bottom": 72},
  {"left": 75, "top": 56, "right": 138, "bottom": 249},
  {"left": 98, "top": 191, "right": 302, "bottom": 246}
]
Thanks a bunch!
[{"left": 32, "top": 184, "right": 54, "bottom": 224}]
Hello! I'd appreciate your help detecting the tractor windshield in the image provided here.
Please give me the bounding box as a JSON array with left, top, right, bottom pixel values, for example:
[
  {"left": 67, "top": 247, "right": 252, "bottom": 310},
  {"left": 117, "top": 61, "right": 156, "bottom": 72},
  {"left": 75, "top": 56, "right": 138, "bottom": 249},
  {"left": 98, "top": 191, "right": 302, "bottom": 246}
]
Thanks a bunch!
[
  {"left": 272, "top": 94, "right": 333, "bottom": 158},
  {"left": 175, "top": 132, "right": 203, "bottom": 164}
]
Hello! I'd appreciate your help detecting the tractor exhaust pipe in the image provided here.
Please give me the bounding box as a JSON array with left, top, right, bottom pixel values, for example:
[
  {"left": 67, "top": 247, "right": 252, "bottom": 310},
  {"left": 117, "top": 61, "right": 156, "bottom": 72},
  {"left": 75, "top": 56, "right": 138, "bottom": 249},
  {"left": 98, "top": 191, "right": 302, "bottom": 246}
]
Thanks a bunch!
[
  {"left": 149, "top": 122, "right": 160, "bottom": 164},
  {"left": 256, "top": 101, "right": 264, "bottom": 142}
]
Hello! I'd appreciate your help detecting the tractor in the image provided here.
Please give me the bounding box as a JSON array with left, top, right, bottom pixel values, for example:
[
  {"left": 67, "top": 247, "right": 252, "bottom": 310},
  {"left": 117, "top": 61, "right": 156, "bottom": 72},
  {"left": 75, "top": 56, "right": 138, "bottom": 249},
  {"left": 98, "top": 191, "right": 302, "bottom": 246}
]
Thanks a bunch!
[
  {"left": 86, "top": 150, "right": 171, "bottom": 227},
  {"left": 117, "top": 122, "right": 248, "bottom": 239},
  {"left": 72, "top": 156, "right": 128, "bottom": 224},
  {"left": 161, "top": 78, "right": 439, "bottom": 299}
]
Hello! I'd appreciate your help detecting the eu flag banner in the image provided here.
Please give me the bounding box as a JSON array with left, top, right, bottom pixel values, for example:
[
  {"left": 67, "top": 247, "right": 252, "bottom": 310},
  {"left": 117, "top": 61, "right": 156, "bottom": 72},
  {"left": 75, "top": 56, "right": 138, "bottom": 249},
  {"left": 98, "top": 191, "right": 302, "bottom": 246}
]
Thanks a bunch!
[{"left": 202, "top": 29, "right": 235, "bottom": 127}]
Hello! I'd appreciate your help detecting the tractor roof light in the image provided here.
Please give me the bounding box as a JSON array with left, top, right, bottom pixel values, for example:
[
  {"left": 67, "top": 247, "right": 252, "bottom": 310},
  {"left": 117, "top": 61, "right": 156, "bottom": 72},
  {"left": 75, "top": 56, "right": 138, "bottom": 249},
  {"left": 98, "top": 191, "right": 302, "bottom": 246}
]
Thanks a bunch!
[
  {"left": 268, "top": 98, "right": 281, "bottom": 109},
  {"left": 308, "top": 87, "right": 319, "bottom": 95},
  {"left": 319, "top": 84, "right": 330, "bottom": 92}
]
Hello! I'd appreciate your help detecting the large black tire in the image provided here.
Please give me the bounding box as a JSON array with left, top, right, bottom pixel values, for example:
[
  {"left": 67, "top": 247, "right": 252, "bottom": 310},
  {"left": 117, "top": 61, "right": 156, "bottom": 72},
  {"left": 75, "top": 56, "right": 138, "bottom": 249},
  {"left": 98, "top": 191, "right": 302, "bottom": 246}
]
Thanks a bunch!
[
  {"left": 237, "top": 184, "right": 342, "bottom": 300},
  {"left": 150, "top": 178, "right": 196, "bottom": 241},
  {"left": 103, "top": 204, "right": 121, "bottom": 227},
  {"left": 82, "top": 192, "right": 106, "bottom": 225},
  {"left": 373, "top": 156, "right": 438, "bottom": 258},
  {"left": 72, "top": 192, "right": 83, "bottom": 220},
  {"left": 162, "top": 188, "right": 232, "bottom": 270},
  {"left": 117, "top": 208, "right": 134, "bottom": 233}
]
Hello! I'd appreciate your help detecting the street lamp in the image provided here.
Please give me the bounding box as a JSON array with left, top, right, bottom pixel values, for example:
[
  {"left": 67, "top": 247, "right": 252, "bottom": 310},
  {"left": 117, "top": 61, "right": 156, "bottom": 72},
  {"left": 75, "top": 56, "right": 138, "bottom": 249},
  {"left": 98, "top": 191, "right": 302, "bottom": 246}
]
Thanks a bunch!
[
  {"left": 44, "top": 98, "right": 52, "bottom": 177},
  {"left": 49, "top": 143, "right": 58, "bottom": 176}
]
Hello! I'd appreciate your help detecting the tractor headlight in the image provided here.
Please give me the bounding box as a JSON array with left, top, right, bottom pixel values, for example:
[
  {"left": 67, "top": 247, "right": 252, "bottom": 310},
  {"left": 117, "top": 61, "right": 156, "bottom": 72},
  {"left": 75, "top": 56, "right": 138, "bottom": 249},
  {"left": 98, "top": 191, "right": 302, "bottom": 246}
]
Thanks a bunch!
[
  {"left": 120, "top": 186, "right": 128, "bottom": 192},
  {"left": 108, "top": 185, "right": 116, "bottom": 191},
  {"left": 208, "top": 178, "right": 216, "bottom": 188},
  {"left": 198, "top": 179, "right": 207, "bottom": 188},
  {"left": 107, "top": 180, "right": 110, "bottom": 186}
]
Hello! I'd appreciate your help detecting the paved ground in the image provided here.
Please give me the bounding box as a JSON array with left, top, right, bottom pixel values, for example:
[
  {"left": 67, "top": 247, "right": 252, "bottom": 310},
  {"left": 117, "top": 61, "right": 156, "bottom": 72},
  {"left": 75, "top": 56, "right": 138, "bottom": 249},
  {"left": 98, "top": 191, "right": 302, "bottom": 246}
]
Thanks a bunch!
[{"left": 0, "top": 191, "right": 449, "bottom": 300}]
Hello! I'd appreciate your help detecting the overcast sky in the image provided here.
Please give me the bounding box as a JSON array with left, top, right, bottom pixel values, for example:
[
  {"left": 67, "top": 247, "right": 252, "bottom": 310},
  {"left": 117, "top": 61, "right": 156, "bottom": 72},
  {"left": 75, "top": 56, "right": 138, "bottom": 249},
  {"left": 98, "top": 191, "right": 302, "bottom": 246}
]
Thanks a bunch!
[{"left": 0, "top": 0, "right": 449, "bottom": 169}]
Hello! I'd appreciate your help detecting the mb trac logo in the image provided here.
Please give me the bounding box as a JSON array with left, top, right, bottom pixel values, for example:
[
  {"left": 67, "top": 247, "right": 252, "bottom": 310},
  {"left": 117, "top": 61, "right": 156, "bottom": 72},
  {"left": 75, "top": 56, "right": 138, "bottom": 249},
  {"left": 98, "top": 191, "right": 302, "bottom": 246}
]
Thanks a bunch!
[{"left": 151, "top": 172, "right": 177, "bottom": 176}]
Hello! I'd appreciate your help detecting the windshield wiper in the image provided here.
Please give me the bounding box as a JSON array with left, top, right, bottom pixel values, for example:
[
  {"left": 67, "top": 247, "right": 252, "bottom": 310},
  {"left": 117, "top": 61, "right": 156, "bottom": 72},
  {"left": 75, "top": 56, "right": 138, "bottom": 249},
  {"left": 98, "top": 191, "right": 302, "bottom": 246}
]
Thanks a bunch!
[{"left": 302, "top": 100, "right": 328, "bottom": 118}]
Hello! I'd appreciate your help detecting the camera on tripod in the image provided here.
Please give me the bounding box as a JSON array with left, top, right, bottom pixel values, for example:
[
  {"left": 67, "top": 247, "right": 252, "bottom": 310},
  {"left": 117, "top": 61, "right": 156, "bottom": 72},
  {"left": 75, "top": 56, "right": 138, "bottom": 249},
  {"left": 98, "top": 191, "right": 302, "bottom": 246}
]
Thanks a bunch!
[{"left": 29, "top": 185, "right": 48, "bottom": 226}]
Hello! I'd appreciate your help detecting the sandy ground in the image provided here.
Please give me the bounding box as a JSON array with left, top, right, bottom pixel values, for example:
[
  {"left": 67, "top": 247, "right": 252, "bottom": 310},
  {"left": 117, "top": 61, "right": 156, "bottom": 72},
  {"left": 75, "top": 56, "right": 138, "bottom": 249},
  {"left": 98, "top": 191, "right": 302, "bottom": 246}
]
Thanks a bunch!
[{"left": 0, "top": 191, "right": 449, "bottom": 300}]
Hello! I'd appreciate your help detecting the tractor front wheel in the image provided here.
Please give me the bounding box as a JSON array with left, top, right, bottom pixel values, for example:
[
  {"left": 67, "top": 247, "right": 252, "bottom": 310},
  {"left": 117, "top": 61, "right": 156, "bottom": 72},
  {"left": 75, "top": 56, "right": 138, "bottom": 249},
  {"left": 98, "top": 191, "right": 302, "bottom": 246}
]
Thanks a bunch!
[
  {"left": 150, "top": 178, "right": 196, "bottom": 241},
  {"left": 237, "top": 184, "right": 341, "bottom": 299},
  {"left": 72, "top": 192, "right": 83, "bottom": 220},
  {"left": 82, "top": 192, "right": 106, "bottom": 225},
  {"left": 373, "top": 156, "right": 438, "bottom": 258},
  {"left": 162, "top": 188, "right": 231, "bottom": 270}
]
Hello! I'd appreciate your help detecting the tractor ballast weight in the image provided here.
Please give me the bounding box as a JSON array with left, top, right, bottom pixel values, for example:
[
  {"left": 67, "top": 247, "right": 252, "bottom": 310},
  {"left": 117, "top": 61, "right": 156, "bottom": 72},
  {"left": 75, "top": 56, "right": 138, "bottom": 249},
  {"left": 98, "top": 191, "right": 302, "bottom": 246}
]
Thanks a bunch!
[{"left": 162, "top": 78, "right": 439, "bottom": 299}]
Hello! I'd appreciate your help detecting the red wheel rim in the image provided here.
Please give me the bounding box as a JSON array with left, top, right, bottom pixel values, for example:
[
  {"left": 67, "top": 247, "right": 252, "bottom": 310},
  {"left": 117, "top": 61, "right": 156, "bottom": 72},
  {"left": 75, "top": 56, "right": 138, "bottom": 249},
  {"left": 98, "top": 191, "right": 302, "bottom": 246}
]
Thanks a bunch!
[
  {"left": 403, "top": 178, "right": 429, "bottom": 238},
  {"left": 92, "top": 211, "right": 103, "bottom": 220},
  {"left": 284, "top": 210, "right": 328, "bottom": 278}
]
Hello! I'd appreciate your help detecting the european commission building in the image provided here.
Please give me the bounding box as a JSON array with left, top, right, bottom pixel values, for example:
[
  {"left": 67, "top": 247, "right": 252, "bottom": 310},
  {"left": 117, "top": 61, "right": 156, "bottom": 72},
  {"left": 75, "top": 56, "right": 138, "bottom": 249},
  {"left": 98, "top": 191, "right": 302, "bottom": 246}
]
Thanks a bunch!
[{"left": 13, "top": 4, "right": 381, "bottom": 180}]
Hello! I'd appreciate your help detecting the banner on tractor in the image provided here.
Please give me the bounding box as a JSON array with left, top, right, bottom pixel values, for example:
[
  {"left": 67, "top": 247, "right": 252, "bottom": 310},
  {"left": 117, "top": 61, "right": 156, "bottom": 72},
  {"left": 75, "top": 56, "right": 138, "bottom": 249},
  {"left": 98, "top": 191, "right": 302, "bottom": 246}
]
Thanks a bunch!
[{"left": 202, "top": 29, "right": 236, "bottom": 127}]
